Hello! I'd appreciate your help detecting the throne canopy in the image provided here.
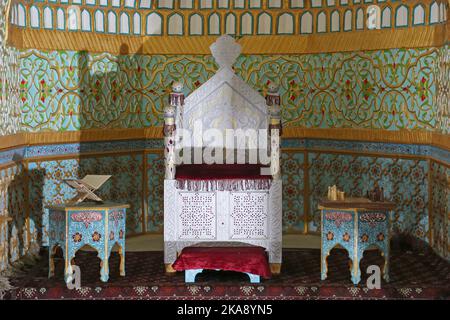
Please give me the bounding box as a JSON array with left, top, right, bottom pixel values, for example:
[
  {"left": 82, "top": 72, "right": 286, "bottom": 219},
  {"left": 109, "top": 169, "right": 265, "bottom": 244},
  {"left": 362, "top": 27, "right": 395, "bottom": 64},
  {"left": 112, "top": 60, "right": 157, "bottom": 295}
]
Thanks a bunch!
[{"left": 179, "top": 35, "right": 269, "bottom": 149}]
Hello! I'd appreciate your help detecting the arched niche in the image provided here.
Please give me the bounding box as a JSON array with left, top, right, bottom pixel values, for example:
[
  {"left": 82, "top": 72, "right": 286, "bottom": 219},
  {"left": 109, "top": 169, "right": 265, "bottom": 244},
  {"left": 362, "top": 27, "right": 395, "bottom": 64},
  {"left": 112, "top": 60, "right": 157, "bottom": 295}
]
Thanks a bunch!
[
  {"left": 208, "top": 13, "right": 220, "bottom": 35},
  {"left": 189, "top": 13, "right": 203, "bottom": 35},
  {"left": 18, "top": 4, "right": 26, "bottom": 27},
  {"left": 108, "top": 11, "right": 117, "bottom": 33},
  {"left": 168, "top": 13, "right": 183, "bottom": 35},
  {"left": 43, "top": 7, "right": 53, "bottom": 29},
  {"left": 300, "top": 11, "right": 313, "bottom": 34},
  {"left": 395, "top": 5, "right": 409, "bottom": 28},
  {"left": 95, "top": 10, "right": 105, "bottom": 32},
  {"left": 381, "top": 7, "right": 392, "bottom": 28},
  {"left": 344, "top": 10, "right": 352, "bottom": 31},
  {"left": 356, "top": 8, "right": 364, "bottom": 30},
  {"left": 413, "top": 4, "right": 425, "bottom": 26},
  {"left": 180, "top": 0, "right": 193, "bottom": 9},
  {"left": 68, "top": 6, "right": 81, "bottom": 31},
  {"left": 257, "top": 12, "right": 272, "bottom": 35},
  {"left": 146, "top": 12, "right": 163, "bottom": 35},
  {"left": 133, "top": 12, "right": 141, "bottom": 35},
  {"left": 158, "top": 0, "right": 174, "bottom": 9},
  {"left": 241, "top": 12, "right": 253, "bottom": 35},
  {"left": 367, "top": 5, "right": 381, "bottom": 30},
  {"left": 57, "top": 8, "right": 65, "bottom": 30},
  {"left": 120, "top": 12, "right": 130, "bottom": 34},
  {"left": 139, "top": 0, "right": 152, "bottom": 8},
  {"left": 330, "top": 10, "right": 340, "bottom": 32},
  {"left": 317, "top": 11, "right": 326, "bottom": 33},
  {"left": 81, "top": 10, "right": 91, "bottom": 31},
  {"left": 225, "top": 13, "right": 236, "bottom": 35},
  {"left": 277, "top": 13, "right": 294, "bottom": 34},
  {"left": 30, "top": 6, "right": 40, "bottom": 29},
  {"left": 430, "top": 1, "right": 439, "bottom": 24}
]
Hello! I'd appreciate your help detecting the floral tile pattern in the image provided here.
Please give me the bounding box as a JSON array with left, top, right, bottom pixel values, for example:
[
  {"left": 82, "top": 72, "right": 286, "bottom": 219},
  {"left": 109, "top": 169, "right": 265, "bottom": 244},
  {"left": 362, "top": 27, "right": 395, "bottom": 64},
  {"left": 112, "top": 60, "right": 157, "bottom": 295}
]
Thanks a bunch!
[
  {"left": 281, "top": 151, "right": 305, "bottom": 232},
  {"left": 146, "top": 152, "right": 164, "bottom": 232},
  {"left": 308, "top": 153, "right": 429, "bottom": 241},
  {"left": 430, "top": 161, "right": 449, "bottom": 259},
  {"left": 19, "top": 48, "right": 439, "bottom": 131}
]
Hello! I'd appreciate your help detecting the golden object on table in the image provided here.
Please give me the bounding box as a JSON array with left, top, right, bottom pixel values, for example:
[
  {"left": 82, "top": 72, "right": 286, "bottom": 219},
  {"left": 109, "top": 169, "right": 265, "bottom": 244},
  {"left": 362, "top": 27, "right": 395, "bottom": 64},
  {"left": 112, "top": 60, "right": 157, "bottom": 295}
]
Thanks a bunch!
[{"left": 327, "top": 185, "right": 345, "bottom": 201}]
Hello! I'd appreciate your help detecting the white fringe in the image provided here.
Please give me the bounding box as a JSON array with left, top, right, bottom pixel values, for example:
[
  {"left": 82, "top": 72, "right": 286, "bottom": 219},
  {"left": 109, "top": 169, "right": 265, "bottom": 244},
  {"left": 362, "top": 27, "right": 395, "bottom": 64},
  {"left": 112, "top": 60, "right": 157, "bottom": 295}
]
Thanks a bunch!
[{"left": 175, "top": 178, "right": 272, "bottom": 192}]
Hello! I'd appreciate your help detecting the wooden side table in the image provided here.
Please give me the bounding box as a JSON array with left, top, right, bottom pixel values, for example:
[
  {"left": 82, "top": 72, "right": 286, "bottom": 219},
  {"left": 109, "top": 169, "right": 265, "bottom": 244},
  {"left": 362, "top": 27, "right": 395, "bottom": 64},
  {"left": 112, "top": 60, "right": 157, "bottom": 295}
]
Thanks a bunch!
[
  {"left": 318, "top": 198, "right": 395, "bottom": 285},
  {"left": 46, "top": 202, "right": 129, "bottom": 283}
]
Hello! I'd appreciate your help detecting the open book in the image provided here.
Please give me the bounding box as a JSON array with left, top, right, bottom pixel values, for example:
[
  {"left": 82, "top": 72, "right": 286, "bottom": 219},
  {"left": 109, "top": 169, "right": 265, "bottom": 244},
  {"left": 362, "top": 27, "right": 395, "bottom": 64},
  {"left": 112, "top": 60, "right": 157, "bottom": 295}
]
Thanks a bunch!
[{"left": 64, "top": 175, "right": 111, "bottom": 204}]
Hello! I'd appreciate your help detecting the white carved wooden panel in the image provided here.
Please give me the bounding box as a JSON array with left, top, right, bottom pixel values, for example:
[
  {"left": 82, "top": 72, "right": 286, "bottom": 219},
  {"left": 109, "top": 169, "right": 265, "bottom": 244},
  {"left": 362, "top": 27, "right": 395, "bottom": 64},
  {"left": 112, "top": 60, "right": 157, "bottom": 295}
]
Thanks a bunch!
[
  {"left": 230, "top": 192, "right": 268, "bottom": 240},
  {"left": 178, "top": 192, "right": 216, "bottom": 240}
]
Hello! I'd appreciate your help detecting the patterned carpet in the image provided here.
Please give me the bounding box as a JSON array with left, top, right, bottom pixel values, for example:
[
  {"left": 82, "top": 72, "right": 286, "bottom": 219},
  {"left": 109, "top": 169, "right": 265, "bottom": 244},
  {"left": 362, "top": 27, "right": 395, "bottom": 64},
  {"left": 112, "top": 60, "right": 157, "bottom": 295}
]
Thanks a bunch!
[{"left": 4, "top": 248, "right": 450, "bottom": 300}]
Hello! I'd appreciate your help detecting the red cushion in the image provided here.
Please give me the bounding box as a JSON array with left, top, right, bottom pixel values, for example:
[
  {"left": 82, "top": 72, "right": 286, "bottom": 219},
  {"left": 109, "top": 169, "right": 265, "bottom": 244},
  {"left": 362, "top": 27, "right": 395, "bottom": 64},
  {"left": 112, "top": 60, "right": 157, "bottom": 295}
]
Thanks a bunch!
[
  {"left": 172, "top": 246, "right": 272, "bottom": 278},
  {"left": 175, "top": 164, "right": 270, "bottom": 180}
]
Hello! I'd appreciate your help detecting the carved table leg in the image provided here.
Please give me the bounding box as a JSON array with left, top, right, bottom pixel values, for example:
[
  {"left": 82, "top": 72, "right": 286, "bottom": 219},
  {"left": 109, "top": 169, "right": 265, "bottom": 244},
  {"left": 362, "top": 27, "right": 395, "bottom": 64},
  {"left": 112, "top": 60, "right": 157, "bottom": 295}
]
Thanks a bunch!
[
  {"left": 382, "top": 251, "right": 390, "bottom": 282},
  {"left": 64, "top": 258, "right": 74, "bottom": 285},
  {"left": 185, "top": 269, "right": 203, "bottom": 283},
  {"left": 270, "top": 263, "right": 281, "bottom": 275},
  {"left": 165, "top": 263, "right": 176, "bottom": 273},
  {"left": 48, "top": 244, "right": 55, "bottom": 278},
  {"left": 247, "top": 273, "right": 260, "bottom": 283},
  {"left": 321, "top": 250, "right": 329, "bottom": 281},
  {"left": 100, "top": 259, "right": 109, "bottom": 282},
  {"left": 351, "top": 255, "right": 362, "bottom": 285},
  {"left": 119, "top": 245, "right": 125, "bottom": 277}
]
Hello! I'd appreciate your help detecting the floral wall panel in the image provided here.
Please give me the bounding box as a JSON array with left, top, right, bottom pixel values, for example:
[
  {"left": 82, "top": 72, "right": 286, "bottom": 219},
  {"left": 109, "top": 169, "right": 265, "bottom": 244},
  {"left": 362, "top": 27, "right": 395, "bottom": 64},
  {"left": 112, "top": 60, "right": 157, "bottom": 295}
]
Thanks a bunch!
[
  {"left": 308, "top": 153, "right": 429, "bottom": 241},
  {"left": 0, "top": 0, "right": 20, "bottom": 137},
  {"left": 436, "top": 44, "right": 449, "bottom": 134},
  {"left": 430, "top": 161, "right": 449, "bottom": 259},
  {"left": 19, "top": 48, "right": 438, "bottom": 131},
  {"left": 281, "top": 151, "right": 305, "bottom": 233},
  {"left": 146, "top": 152, "right": 164, "bottom": 232},
  {"left": 28, "top": 154, "right": 144, "bottom": 245},
  {"left": 236, "top": 48, "right": 437, "bottom": 129},
  {"left": 19, "top": 50, "right": 217, "bottom": 130}
]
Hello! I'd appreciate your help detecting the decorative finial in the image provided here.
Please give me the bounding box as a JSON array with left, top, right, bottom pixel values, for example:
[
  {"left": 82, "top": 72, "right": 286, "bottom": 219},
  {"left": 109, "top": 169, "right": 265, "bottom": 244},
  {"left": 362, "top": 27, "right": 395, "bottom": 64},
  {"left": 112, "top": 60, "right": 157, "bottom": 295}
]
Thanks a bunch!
[
  {"left": 171, "top": 81, "right": 184, "bottom": 93},
  {"left": 267, "top": 82, "right": 279, "bottom": 94},
  {"left": 209, "top": 35, "right": 241, "bottom": 70}
]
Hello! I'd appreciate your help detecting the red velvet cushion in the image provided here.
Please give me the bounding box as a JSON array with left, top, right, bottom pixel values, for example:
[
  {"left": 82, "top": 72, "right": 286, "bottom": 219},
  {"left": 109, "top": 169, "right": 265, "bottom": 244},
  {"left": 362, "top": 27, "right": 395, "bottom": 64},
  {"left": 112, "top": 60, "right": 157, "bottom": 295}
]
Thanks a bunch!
[
  {"left": 175, "top": 164, "right": 270, "bottom": 180},
  {"left": 172, "top": 246, "right": 272, "bottom": 278}
]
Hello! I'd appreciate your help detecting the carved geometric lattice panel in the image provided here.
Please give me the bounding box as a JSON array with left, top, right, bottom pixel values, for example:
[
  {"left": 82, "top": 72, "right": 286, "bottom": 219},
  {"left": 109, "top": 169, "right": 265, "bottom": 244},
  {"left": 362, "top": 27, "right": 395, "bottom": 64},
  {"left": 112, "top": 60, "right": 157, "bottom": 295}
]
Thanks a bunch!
[
  {"left": 178, "top": 192, "right": 216, "bottom": 240},
  {"left": 230, "top": 192, "right": 268, "bottom": 240}
]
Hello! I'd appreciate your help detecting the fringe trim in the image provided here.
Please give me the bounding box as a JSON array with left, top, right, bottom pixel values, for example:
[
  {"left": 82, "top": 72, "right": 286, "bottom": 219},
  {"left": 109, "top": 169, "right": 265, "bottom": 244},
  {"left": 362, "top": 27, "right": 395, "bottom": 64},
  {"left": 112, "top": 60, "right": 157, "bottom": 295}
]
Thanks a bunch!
[{"left": 175, "top": 179, "right": 272, "bottom": 192}]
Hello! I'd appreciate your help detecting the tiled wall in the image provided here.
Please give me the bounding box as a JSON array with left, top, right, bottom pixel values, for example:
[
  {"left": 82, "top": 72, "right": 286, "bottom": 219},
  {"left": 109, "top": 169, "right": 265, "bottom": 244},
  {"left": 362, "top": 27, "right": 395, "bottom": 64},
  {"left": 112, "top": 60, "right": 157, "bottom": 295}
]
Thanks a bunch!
[
  {"left": 0, "top": 0, "right": 25, "bottom": 272},
  {"left": 430, "top": 160, "right": 449, "bottom": 259},
  {"left": 1, "top": 139, "right": 447, "bottom": 260},
  {"left": 19, "top": 47, "right": 440, "bottom": 131},
  {"left": 0, "top": 0, "right": 20, "bottom": 137},
  {"left": 0, "top": 153, "right": 30, "bottom": 272},
  {"left": 436, "top": 44, "right": 450, "bottom": 134}
]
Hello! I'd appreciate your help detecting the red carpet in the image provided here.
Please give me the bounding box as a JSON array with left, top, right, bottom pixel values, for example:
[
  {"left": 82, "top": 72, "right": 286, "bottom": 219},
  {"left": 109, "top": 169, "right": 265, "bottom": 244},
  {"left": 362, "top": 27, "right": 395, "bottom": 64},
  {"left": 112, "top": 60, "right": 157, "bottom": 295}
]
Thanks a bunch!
[{"left": 5, "top": 248, "right": 450, "bottom": 300}]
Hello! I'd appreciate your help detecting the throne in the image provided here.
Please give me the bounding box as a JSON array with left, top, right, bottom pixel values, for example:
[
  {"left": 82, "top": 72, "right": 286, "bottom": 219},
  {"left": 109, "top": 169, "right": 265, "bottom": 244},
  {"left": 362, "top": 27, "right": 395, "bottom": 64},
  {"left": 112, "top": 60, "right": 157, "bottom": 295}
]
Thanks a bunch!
[{"left": 163, "top": 36, "right": 282, "bottom": 274}]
